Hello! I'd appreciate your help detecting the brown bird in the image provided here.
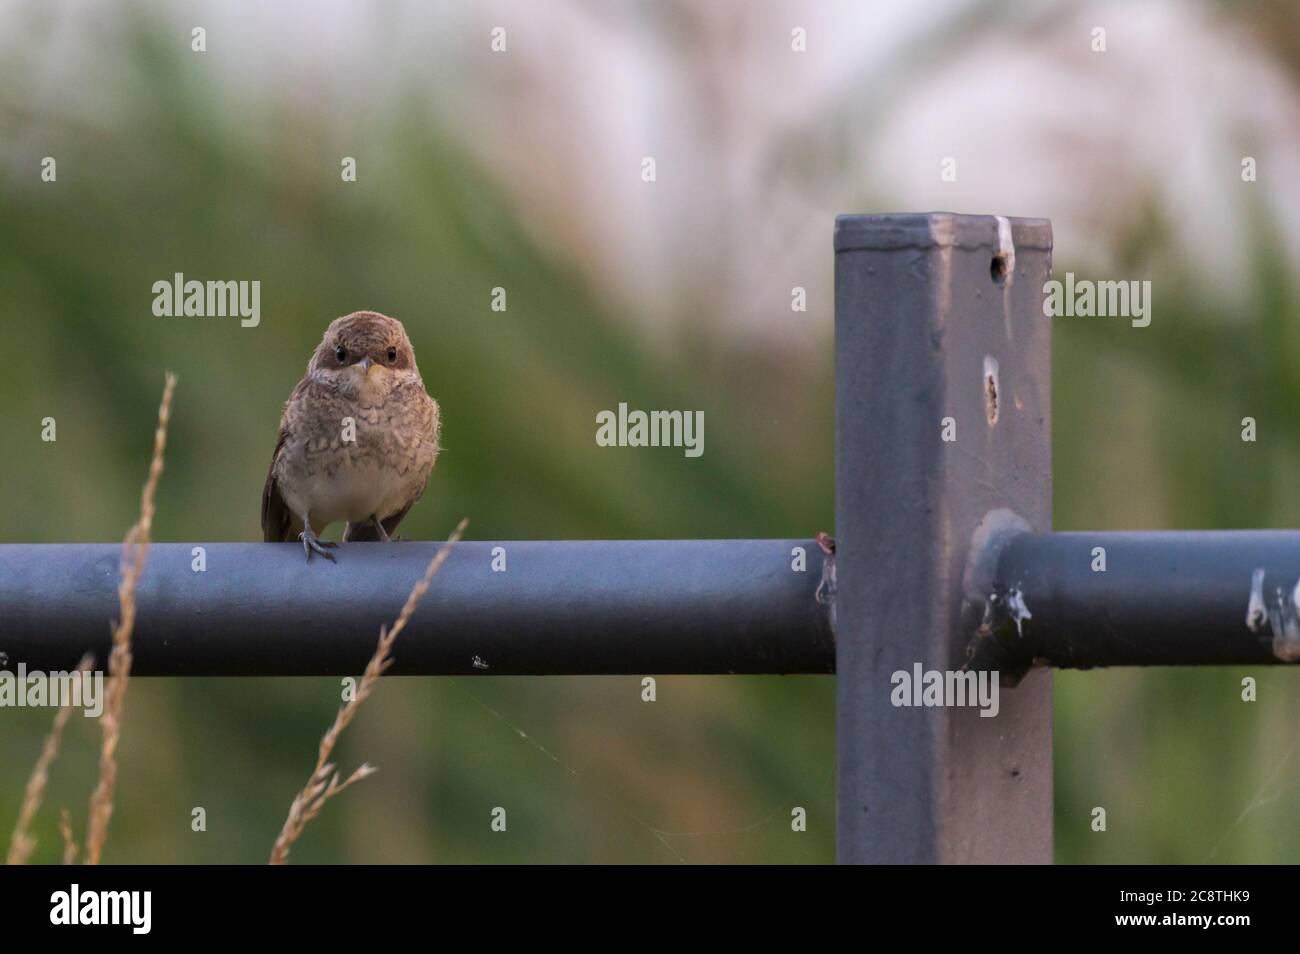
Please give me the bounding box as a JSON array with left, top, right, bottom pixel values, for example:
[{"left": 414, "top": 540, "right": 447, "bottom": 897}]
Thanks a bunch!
[{"left": 262, "top": 311, "right": 440, "bottom": 561}]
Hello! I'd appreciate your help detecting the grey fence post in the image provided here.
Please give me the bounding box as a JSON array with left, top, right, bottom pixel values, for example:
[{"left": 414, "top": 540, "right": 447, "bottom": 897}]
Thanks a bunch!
[{"left": 835, "top": 212, "right": 1054, "bottom": 863}]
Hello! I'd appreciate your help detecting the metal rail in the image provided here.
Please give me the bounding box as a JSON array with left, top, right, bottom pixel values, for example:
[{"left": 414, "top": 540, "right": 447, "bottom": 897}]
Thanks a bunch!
[
  {"left": 3, "top": 530, "right": 1292, "bottom": 679},
  {"left": 0, "top": 540, "right": 835, "bottom": 677},
  {"left": 966, "top": 529, "right": 1300, "bottom": 676}
]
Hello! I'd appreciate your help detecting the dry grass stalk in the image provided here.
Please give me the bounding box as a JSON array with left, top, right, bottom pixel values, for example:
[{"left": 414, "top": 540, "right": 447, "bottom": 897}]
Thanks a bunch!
[
  {"left": 5, "top": 654, "right": 94, "bottom": 864},
  {"left": 269, "top": 516, "right": 468, "bottom": 865},
  {"left": 59, "top": 808, "right": 78, "bottom": 865},
  {"left": 84, "top": 372, "right": 177, "bottom": 865}
]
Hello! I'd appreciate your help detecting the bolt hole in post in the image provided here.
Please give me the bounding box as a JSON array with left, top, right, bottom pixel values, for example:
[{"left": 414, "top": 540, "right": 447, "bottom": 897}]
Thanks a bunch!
[
  {"left": 983, "top": 355, "right": 1000, "bottom": 426},
  {"left": 990, "top": 254, "right": 1009, "bottom": 285}
]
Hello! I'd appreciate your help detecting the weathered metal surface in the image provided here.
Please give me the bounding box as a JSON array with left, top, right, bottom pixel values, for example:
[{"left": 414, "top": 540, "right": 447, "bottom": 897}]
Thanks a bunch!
[
  {"left": 966, "top": 529, "right": 1300, "bottom": 675},
  {"left": 835, "top": 212, "right": 1054, "bottom": 863},
  {"left": 0, "top": 540, "right": 834, "bottom": 676}
]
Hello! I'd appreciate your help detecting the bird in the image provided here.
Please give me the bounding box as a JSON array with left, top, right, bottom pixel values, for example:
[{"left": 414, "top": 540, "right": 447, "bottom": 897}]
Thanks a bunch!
[{"left": 261, "top": 310, "right": 440, "bottom": 561}]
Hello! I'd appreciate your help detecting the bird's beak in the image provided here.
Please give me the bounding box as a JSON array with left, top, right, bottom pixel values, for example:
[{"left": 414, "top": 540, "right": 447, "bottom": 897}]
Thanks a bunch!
[{"left": 358, "top": 356, "right": 374, "bottom": 374}]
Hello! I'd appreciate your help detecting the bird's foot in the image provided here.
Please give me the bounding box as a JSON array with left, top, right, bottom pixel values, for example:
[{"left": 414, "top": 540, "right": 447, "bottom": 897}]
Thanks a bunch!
[
  {"left": 368, "top": 515, "right": 392, "bottom": 543},
  {"left": 300, "top": 529, "right": 338, "bottom": 562}
]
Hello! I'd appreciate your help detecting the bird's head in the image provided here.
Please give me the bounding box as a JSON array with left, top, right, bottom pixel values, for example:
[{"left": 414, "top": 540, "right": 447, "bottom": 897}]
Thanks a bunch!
[{"left": 308, "top": 311, "right": 422, "bottom": 401}]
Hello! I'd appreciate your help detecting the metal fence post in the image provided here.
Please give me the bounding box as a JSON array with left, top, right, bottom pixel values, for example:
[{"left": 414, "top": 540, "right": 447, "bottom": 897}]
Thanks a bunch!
[{"left": 835, "top": 212, "right": 1054, "bottom": 863}]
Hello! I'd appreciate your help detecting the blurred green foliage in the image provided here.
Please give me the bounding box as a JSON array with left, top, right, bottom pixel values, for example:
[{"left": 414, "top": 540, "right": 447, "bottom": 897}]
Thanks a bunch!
[
  {"left": 0, "top": 24, "right": 834, "bottom": 864},
  {"left": 1, "top": 18, "right": 1295, "bottom": 864}
]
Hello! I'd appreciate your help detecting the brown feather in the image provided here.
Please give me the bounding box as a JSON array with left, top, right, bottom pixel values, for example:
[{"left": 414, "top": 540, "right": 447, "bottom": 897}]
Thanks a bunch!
[
  {"left": 261, "top": 446, "right": 295, "bottom": 542},
  {"left": 261, "top": 380, "right": 310, "bottom": 542}
]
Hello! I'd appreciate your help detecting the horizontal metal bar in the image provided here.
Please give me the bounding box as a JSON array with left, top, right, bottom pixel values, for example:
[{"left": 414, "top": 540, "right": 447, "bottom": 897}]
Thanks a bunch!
[
  {"left": 967, "top": 529, "right": 1300, "bottom": 675},
  {"left": 0, "top": 541, "right": 836, "bottom": 677}
]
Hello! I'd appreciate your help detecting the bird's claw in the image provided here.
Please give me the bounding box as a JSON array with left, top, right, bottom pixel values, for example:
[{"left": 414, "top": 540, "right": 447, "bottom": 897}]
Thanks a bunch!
[{"left": 300, "top": 530, "right": 337, "bottom": 562}]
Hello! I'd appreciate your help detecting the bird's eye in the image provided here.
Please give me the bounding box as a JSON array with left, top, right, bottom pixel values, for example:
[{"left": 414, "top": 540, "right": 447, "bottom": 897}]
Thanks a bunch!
[
  {"left": 335, "top": 345, "right": 347, "bottom": 363},
  {"left": 387, "top": 347, "right": 398, "bottom": 363}
]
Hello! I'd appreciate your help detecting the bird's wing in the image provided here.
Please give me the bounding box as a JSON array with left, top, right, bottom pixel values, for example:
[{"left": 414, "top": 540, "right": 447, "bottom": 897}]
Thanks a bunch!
[
  {"left": 261, "top": 380, "right": 308, "bottom": 542},
  {"left": 260, "top": 438, "right": 295, "bottom": 543}
]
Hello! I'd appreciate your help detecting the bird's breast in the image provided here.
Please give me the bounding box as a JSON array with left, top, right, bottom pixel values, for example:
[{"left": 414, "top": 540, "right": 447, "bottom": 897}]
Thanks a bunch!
[
  {"left": 300, "top": 457, "right": 417, "bottom": 525},
  {"left": 275, "top": 392, "right": 438, "bottom": 527}
]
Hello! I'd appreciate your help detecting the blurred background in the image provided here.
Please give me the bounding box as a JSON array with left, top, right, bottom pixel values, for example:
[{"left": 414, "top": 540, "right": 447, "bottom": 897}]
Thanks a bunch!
[{"left": 1, "top": 0, "right": 1298, "bottom": 863}]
